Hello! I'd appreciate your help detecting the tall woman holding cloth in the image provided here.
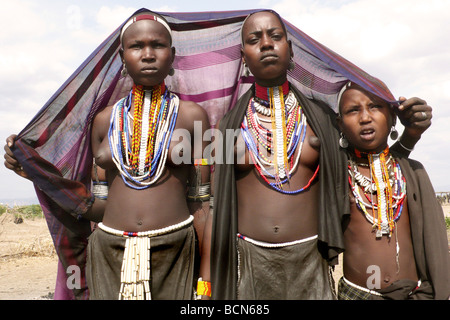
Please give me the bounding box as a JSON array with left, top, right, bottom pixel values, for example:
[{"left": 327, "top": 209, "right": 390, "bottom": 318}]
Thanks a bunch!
[{"left": 86, "top": 10, "right": 211, "bottom": 300}]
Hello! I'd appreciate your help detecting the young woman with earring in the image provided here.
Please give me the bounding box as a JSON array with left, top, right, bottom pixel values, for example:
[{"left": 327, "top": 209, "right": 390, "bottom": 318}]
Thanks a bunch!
[
  {"left": 336, "top": 83, "right": 449, "bottom": 300},
  {"left": 208, "top": 10, "right": 434, "bottom": 300},
  {"left": 86, "top": 10, "right": 211, "bottom": 300}
]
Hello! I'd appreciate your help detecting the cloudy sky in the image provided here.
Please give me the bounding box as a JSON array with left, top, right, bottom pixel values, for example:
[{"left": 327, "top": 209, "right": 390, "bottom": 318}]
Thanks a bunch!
[{"left": 1, "top": 0, "right": 449, "bottom": 204}]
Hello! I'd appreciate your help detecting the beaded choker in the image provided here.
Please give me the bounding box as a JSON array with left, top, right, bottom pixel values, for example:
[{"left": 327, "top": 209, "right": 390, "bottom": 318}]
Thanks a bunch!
[
  {"left": 241, "top": 83, "right": 319, "bottom": 194},
  {"left": 348, "top": 147, "right": 406, "bottom": 237},
  {"left": 255, "top": 81, "right": 290, "bottom": 101},
  {"left": 108, "top": 83, "right": 179, "bottom": 189}
]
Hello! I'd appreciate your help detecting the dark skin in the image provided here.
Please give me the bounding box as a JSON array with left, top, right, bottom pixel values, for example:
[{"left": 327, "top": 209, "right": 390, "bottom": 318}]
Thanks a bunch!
[
  {"left": 197, "top": 13, "right": 432, "bottom": 292},
  {"left": 3, "top": 10, "right": 433, "bottom": 297},
  {"left": 234, "top": 12, "right": 433, "bottom": 244},
  {"left": 197, "top": 12, "right": 314, "bottom": 295},
  {"left": 236, "top": 11, "right": 320, "bottom": 243},
  {"left": 92, "top": 18, "right": 210, "bottom": 240},
  {"left": 338, "top": 86, "right": 419, "bottom": 289},
  {"left": 3, "top": 17, "right": 211, "bottom": 252}
]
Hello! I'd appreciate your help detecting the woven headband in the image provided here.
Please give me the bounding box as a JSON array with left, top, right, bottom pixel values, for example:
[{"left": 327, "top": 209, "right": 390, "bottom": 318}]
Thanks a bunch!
[
  {"left": 337, "top": 81, "right": 395, "bottom": 115},
  {"left": 120, "top": 14, "right": 172, "bottom": 44},
  {"left": 337, "top": 81, "right": 353, "bottom": 112}
]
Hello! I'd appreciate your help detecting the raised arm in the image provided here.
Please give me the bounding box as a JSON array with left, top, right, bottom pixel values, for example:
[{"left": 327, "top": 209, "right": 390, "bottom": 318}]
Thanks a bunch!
[{"left": 392, "top": 96, "right": 432, "bottom": 156}]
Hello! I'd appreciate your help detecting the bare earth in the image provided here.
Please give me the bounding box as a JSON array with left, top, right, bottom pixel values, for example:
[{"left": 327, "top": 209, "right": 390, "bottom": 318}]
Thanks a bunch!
[
  {"left": 1, "top": 205, "right": 449, "bottom": 300},
  {"left": 0, "top": 212, "right": 57, "bottom": 300}
]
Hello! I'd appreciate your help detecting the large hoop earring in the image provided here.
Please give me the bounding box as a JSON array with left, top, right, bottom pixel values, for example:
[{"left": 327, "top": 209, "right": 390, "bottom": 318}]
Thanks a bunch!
[{"left": 390, "top": 126, "right": 399, "bottom": 140}]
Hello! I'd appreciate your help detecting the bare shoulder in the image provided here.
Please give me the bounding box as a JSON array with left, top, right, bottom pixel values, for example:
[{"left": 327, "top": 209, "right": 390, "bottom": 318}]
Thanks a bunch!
[
  {"left": 177, "top": 99, "right": 210, "bottom": 131},
  {"left": 93, "top": 105, "right": 114, "bottom": 125},
  {"left": 179, "top": 99, "right": 208, "bottom": 121},
  {"left": 92, "top": 105, "right": 114, "bottom": 141}
]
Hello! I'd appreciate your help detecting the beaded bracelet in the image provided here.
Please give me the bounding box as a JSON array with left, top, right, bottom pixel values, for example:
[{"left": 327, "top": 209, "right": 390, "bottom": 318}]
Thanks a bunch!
[
  {"left": 194, "top": 158, "right": 210, "bottom": 166},
  {"left": 92, "top": 181, "right": 108, "bottom": 200},
  {"left": 196, "top": 278, "right": 211, "bottom": 299},
  {"left": 187, "top": 183, "right": 211, "bottom": 202}
]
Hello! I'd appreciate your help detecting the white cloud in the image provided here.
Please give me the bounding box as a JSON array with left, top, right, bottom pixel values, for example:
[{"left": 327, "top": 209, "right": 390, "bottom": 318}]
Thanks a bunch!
[
  {"left": 1, "top": 0, "right": 449, "bottom": 202},
  {"left": 0, "top": 1, "right": 49, "bottom": 41},
  {"left": 96, "top": 6, "right": 138, "bottom": 34}
]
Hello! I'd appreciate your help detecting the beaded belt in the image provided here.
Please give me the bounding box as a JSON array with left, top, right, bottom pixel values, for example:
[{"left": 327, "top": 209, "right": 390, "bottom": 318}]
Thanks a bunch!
[
  {"left": 343, "top": 276, "right": 384, "bottom": 297},
  {"left": 237, "top": 233, "right": 318, "bottom": 248},
  {"left": 343, "top": 277, "right": 422, "bottom": 298},
  {"left": 98, "top": 216, "right": 193, "bottom": 300},
  {"left": 97, "top": 215, "right": 193, "bottom": 238}
]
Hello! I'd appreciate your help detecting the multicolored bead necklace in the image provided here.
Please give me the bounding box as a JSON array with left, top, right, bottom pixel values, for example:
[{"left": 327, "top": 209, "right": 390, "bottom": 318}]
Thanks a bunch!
[
  {"left": 348, "top": 147, "right": 406, "bottom": 237},
  {"left": 108, "top": 83, "right": 179, "bottom": 189},
  {"left": 241, "top": 82, "right": 319, "bottom": 194}
]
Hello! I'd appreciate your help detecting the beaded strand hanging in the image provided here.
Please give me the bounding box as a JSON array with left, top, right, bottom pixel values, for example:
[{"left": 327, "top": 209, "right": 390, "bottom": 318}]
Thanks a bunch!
[
  {"left": 108, "top": 83, "right": 179, "bottom": 189},
  {"left": 240, "top": 83, "right": 319, "bottom": 194},
  {"left": 348, "top": 147, "right": 406, "bottom": 237}
]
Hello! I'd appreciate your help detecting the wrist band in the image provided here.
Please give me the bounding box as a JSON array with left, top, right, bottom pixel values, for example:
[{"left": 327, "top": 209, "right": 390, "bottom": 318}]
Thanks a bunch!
[
  {"left": 187, "top": 183, "right": 211, "bottom": 202},
  {"left": 93, "top": 181, "right": 108, "bottom": 200},
  {"left": 196, "top": 278, "right": 211, "bottom": 298},
  {"left": 398, "top": 140, "right": 414, "bottom": 152},
  {"left": 194, "top": 158, "right": 210, "bottom": 166},
  {"left": 188, "top": 159, "right": 211, "bottom": 202}
]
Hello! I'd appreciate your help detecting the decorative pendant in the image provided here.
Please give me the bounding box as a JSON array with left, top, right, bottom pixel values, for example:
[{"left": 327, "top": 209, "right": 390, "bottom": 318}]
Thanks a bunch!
[
  {"left": 348, "top": 148, "right": 406, "bottom": 238},
  {"left": 241, "top": 84, "right": 318, "bottom": 194},
  {"left": 109, "top": 83, "right": 180, "bottom": 189},
  {"left": 369, "top": 151, "right": 392, "bottom": 237},
  {"left": 270, "top": 86, "right": 287, "bottom": 181}
]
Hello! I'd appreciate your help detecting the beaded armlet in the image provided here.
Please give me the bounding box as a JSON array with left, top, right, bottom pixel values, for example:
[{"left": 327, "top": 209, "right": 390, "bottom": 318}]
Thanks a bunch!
[
  {"left": 93, "top": 181, "right": 108, "bottom": 200},
  {"left": 187, "top": 158, "right": 211, "bottom": 202},
  {"left": 92, "top": 161, "right": 108, "bottom": 200}
]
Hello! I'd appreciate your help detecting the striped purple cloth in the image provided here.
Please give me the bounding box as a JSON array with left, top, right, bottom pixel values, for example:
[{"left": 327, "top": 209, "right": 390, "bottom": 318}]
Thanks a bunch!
[{"left": 11, "top": 8, "right": 395, "bottom": 299}]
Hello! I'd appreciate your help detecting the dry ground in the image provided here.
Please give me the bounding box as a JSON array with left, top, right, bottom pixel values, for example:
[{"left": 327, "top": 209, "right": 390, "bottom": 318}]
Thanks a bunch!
[
  {"left": 0, "top": 205, "right": 449, "bottom": 300},
  {"left": 0, "top": 212, "right": 57, "bottom": 300}
]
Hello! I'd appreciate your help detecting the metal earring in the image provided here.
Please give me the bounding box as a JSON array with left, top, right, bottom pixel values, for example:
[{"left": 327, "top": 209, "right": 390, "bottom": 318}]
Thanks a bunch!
[
  {"left": 243, "top": 62, "right": 250, "bottom": 77},
  {"left": 339, "top": 132, "right": 349, "bottom": 148},
  {"left": 121, "top": 64, "right": 127, "bottom": 77},
  {"left": 390, "top": 126, "right": 399, "bottom": 140},
  {"left": 288, "top": 59, "right": 295, "bottom": 71},
  {"left": 244, "top": 66, "right": 250, "bottom": 77},
  {"left": 168, "top": 67, "right": 175, "bottom": 76}
]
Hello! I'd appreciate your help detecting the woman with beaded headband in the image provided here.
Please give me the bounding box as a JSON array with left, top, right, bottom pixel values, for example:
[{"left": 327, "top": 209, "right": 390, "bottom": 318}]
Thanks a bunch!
[
  {"left": 336, "top": 83, "right": 449, "bottom": 300},
  {"left": 84, "top": 10, "right": 211, "bottom": 300},
  {"left": 3, "top": 10, "right": 212, "bottom": 300},
  {"left": 207, "top": 10, "right": 435, "bottom": 300}
]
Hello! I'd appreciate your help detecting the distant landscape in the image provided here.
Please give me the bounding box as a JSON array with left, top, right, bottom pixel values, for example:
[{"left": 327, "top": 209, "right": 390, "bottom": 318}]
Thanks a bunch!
[
  {"left": 0, "top": 197, "right": 40, "bottom": 207},
  {"left": 2, "top": 190, "right": 449, "bottom": 208}
]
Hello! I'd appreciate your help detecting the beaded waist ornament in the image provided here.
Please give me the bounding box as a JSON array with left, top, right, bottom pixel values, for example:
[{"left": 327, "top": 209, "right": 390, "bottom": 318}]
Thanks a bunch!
[
  {"left": 348, "top": 147, "right": 406, "bottom": 238},
  {"left": 108, "top": 83, "right": 179, "bottom": 189},
  {"left": 240, "top": 82, "right": 319, "bottom": 194},
  {"left": 98, "top": 215, "right": 194, "bottom": 300}
]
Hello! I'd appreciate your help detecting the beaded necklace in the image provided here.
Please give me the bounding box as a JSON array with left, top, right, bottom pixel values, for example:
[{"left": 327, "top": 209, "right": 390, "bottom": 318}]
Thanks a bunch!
[
  {"left": 348, "top": 147, "right": 406, "bottom": 237},
  {"left": 108, "top": 83, "right": 179, "bottom": 189},
  {"left": 240, "top": 82, "right": 319, "bottom": 194}
]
